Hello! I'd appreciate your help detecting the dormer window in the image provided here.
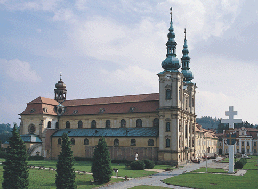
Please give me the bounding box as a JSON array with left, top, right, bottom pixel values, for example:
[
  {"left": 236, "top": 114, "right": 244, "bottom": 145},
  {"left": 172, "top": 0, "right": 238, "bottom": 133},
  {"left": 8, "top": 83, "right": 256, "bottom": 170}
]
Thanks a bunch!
[{"left": 130, "top": 107, "right": 135, "bottom": 112}]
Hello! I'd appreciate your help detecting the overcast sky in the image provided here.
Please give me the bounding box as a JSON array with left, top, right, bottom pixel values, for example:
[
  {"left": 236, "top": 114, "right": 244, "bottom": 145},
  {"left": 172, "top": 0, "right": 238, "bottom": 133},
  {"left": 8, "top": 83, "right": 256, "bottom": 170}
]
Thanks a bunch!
[{"left": 0, "top": 0, "right": 257, "bottom": 125}]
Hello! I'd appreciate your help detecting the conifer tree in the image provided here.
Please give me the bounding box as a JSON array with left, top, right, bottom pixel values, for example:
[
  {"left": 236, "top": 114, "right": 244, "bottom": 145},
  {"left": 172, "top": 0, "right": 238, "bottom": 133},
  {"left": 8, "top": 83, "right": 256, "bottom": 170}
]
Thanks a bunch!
[
  {"left": 2, "top": 124, "right": 29, "bottom": 189},
  {"left": 91, "top": 137, "right": 112, "bottom": 183},
  {"left": 55, "top": 133, "right": 76, "bottom": 189}
]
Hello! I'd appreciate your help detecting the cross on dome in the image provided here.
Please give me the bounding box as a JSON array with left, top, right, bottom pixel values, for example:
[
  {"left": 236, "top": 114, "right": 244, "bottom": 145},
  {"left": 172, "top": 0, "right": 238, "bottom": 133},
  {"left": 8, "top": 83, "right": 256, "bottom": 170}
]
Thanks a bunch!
[{"left": 221, "top": 106, "right": 242, "bottom": 129}]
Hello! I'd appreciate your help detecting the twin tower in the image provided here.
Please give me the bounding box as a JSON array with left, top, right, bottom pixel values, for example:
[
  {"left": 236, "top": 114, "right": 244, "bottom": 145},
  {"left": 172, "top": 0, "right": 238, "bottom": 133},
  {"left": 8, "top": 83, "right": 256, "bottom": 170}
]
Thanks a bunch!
[{"left": 157, "top": 8, "right": 196, "bottom": 163}]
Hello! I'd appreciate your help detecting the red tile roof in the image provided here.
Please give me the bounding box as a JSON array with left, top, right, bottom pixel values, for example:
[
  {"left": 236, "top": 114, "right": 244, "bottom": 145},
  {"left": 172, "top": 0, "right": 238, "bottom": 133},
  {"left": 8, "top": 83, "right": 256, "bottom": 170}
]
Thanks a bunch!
[
  {"left": 20, "top": 93, "right": 159, "bottom": 116},
  {"left": 62, "top": 93, "right": 159, "bottom": 106}
]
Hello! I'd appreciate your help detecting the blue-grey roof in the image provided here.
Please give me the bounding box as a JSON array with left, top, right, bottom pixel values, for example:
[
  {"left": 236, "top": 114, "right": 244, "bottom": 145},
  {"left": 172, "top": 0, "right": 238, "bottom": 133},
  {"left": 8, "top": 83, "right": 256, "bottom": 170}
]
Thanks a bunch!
[
  {"left": 52, "top": 127, "right": 159, "bottom": 137},
  {"left": 20, "top": 134, "right": 42, "bottom": 143}
]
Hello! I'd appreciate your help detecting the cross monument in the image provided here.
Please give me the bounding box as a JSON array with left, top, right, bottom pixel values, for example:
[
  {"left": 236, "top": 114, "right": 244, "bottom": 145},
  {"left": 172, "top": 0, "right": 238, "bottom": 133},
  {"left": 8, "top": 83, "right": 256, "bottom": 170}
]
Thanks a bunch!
[{"left": 221, "top": 106, "right": 242, "bottom": 173}]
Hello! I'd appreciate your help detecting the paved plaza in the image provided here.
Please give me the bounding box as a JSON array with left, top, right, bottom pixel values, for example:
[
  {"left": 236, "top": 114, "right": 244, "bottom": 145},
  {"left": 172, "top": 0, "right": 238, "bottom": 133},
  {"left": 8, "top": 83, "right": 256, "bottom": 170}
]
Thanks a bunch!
[{"left": 99, "top": 158, "right": 225, "bottom": 189}]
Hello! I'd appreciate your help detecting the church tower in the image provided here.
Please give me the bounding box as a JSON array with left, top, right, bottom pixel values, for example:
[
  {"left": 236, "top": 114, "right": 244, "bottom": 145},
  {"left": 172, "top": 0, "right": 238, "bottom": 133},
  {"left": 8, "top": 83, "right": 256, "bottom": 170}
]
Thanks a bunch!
[
  {"left": 158, "top": 8, "right": 196, "bottom": 164},
  {"left": 54, "top": 73, "right": 67, "bottom": 103},
  {"left": 158, "top": 7, "right": 184, "bottom": 164},
  {"left": 181, "top": 28, "right": 197, "bottom": 161}
]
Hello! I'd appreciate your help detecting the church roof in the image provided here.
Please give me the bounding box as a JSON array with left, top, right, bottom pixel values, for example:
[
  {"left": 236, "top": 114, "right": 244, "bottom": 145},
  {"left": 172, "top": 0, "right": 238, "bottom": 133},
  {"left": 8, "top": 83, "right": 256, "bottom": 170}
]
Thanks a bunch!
[
  {"left": 52, "top": 127, "right": 159, "bottom": 137},
  {"left": 20, "top": 93, "right": 159, "bottom": 116},
  {"left": 20, "top": 134, "right": 42, "bottom": 143},
  {"left": 62, "top": 93, "right": 159, "bottom": 106},
  {"left": 29, "top": 96, "right": 59, "bottom": 105}
]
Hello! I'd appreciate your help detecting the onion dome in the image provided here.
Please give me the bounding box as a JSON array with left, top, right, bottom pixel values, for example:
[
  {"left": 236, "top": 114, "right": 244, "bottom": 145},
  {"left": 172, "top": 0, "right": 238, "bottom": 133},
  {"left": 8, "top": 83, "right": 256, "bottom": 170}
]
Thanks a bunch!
[
  {"left": 54, "top": 73, "right": 67, "bottom": 102},
  {"left": 181, "top": 28, "right": 194, "bottom": 82},
  {"left": 55, "top": 77, "right": 66, "bottom": 89},
  {"left": 162, "top": 7, "right": 180, "bottom": 72}
]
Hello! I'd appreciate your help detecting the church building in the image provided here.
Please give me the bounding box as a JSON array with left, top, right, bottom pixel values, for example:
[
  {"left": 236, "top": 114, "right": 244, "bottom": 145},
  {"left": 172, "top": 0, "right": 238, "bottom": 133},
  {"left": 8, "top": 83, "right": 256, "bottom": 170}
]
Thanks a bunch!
[{"left": 19, "top": 9, "right": 197, "bottom": 165}]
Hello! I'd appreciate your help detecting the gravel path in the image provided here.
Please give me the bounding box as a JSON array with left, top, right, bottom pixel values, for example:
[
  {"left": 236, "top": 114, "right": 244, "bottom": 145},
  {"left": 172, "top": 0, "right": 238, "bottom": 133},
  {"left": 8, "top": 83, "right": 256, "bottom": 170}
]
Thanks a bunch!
[{"left": 99, "top": 158, "right": 222, "bottom": 189}]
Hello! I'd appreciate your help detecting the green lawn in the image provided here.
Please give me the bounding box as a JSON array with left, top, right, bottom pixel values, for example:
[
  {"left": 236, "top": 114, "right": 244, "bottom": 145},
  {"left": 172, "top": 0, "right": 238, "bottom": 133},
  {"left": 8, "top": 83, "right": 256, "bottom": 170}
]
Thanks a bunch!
[
  {"left": 164, "top": 156, "right": 258, "bottom": 189},
  {"left": 154, "top": 164, "right": 175, "bottom": 170},
  {"left": 0, "top": 165, "right": 123, "bottom": 189},
  {"left": 192, "top": 168, "right": 227, "bottom": 173},
  {"left": 243, "top": 156, "right": 258, "bottom": 169},
  {"left": 27, "top": 160, "right": 157, "bottom": 178},
  {"left": 129, "top": 186, "right": 172, "bottom": 189},
  {"left": 220, "top": 158, "right": 240, "bottom": 163}
]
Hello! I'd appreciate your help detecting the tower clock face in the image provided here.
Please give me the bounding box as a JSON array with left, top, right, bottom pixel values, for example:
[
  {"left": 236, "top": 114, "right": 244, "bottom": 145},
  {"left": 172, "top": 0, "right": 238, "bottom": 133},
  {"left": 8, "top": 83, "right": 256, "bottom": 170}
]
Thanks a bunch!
[{"left": 56, "top": 103, "right": 65, "bottom": 115}]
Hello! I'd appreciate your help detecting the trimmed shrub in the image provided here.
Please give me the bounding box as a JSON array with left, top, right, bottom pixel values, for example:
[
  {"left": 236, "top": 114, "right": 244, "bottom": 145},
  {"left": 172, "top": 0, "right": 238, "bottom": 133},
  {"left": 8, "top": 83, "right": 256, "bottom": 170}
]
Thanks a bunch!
[
  {"left": 28, "top": 155, "right": 44, "bottom": 161},
  {"left": 143, "top": 159, "right": 155, "bottom": 169},
  {"left": 130, "top": 160, "right": 145, "bottom": 170},
  {"left": 235, "top": 158, "right": 247, "bottom": 169}
]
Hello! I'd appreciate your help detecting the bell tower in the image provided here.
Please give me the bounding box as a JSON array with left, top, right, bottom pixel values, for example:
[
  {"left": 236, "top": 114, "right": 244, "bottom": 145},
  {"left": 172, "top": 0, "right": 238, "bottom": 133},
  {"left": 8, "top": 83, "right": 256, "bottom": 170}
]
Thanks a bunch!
[
  {"left": 158, "top": 8, "right": 184, "bottom": 164},
  {"left": 54, "top": 73, "right": 67, "bottom": 103}
]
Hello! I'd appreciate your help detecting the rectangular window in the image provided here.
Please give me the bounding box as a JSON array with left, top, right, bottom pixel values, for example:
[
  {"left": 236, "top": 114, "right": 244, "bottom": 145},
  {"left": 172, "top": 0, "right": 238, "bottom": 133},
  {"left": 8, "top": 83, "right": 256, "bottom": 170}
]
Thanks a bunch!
[
  {"left": 192, "top": 98, "right": 194, "bottom": 107},
  {"left": 166, "top": 89, "right": 171, "bottom": 100},
  {"left": 254, "top": 142, "right": 256, "bottom": 146},
  {"left": 166, "top": 138, "right": 170, "bottom": 147},
  {"left": 166, "top": 122, "right": 170, "bottom": 132},
  {"left": 247, "top": 149, "right": 249, "bottom": 153},
  {"left": 242, "top": 141, "right": 244, "bottom": 146},
  {"left": 237, "top": 149, "right": 239, "bottom": 153},
  {"left": 131, "top": 139, "right": 136, "bottom": 146},
  {"left": 254, "top": 149, "right": 257, "bottom": 153}
]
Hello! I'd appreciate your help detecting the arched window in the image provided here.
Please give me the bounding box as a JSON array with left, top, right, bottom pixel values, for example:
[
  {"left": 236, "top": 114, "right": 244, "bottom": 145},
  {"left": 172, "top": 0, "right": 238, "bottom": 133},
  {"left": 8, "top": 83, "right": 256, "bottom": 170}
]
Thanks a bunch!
[
  {"left": 148, "top": 139, "right": 154, "bottom": 146},
  {"left": 84, "top": 138, "right": 89, "bottom": 145},
  {"left": 55, "top": 122, "right": 59, "bottom": 129},
  {"left": 121, "top": 119, "right": 126, "bottom": 128},
  {"left": 47, "top": 121, "right": 51, "bottom": 128},
  {"left": 66, "top": 121, "right": 70, "bottom": 129},
  {"left": 166, "top": 89, "right": 171, "bottom": 99},
  {"left": 153, "top": 118, "right": 159, "bottom": 127},
  {"left": 131, "top": 139, "right": 136, "bottom": 146},
  {"left": 71, "top": 138, "right": 75, "bottom": 145},
  {"left": 91, "top": 120, "right": 96, "bottom": 128},
  {"left": 58, "top": 138, "right": 61, "bottom": 145},
  {"left": 28, "top": 124, "right": 36, "bottom": 134},
  {"left": 136, "top": 119, "right": 142, "bottom": 128},
  {"left": 106, "top": 120, "right": 110, "bottom": 128},
  {"left": 78, "top": 120, "right": 83, "bottom": 129},
  {"left": 166, "top": 122, "right": 170, "bottom": 132},
  {"left": 114, "top": 139, "right": 119, "bottom": 146},
  {"left": 166, "top": 138, "right": 170, "bottom": 147}
]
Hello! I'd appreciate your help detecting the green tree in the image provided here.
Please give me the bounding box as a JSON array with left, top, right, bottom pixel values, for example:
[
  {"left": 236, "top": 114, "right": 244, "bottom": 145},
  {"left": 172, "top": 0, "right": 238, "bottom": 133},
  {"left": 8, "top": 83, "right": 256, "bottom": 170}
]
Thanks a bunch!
[
  {"left": 91, "top": 137, "right": 112, "bottom": 183},
  {"left": 2, "top": 124, "right": 29, "bottom": 189},
  {"left": 55, "top": 133, "right": 76, "bottom": 189}
]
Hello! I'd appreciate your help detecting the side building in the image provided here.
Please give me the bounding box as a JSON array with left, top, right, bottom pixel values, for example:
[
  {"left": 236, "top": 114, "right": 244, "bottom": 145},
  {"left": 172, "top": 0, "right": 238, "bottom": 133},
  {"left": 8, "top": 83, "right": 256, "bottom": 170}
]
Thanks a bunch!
[
  {"left": 18, "top": 9, "right": 197, "bottom": 165},
  {"left": 218, "top": 127, "right": 258, "bottom": 155}
]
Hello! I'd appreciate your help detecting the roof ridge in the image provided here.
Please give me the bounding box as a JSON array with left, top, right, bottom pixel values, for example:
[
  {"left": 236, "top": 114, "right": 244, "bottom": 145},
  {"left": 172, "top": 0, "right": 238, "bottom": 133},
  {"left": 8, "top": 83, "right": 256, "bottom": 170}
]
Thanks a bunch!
[{"left": 65, "top": 93, "right": 159, "bottom": 102}]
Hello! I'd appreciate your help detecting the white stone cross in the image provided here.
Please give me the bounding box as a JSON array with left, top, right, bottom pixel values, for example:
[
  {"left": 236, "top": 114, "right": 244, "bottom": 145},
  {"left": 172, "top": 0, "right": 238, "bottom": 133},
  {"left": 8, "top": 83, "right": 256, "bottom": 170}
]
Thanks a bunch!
[{"left": 221, "top": 106, "right": 242, "bottom": 129}]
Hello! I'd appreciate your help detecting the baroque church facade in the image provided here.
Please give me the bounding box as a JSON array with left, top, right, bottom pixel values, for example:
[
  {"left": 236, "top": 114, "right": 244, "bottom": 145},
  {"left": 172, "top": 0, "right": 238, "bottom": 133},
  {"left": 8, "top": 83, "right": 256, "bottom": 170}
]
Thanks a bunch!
[{"left": 18, "top": 10, "right": 197, "bottom": 165}]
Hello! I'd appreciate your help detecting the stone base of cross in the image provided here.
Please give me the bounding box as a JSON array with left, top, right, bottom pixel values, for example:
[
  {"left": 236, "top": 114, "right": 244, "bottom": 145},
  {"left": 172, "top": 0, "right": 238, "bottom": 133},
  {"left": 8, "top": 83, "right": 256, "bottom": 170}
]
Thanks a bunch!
[{"left": 221, "top": 106, "right": 242, "bottom": 174}]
